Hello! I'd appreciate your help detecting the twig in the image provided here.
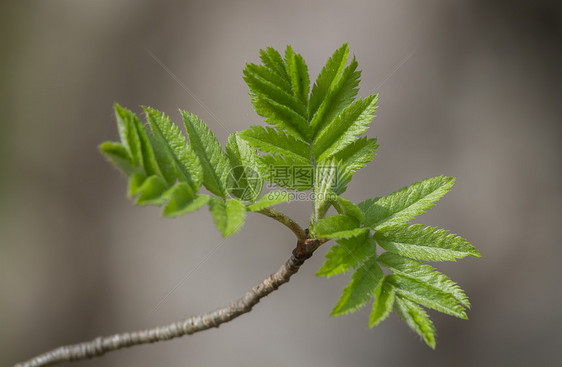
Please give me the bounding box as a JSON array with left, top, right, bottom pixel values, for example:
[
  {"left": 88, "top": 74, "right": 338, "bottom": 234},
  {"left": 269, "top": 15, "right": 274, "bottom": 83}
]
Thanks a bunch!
[
  {"left": 256, "top": 207, "right": 307, "bottom": 241},
  {"left": 14, "top": 237, "right": 324, "bottom": 367}
]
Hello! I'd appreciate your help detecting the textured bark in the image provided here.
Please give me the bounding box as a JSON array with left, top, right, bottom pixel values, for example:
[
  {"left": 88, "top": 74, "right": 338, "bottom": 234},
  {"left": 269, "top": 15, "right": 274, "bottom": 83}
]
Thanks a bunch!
[{"left": 15, "top": 237, "right": 323, "bottom": 367}]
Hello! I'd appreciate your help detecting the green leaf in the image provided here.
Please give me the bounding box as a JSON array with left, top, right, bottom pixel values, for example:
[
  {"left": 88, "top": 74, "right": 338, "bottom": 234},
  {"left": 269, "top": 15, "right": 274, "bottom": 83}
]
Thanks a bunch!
[
  {"left": 259, "top": 47, "right": 290, "bottom": 80},
  {"left": 386, "top": 274, "right": 467, "bottom": 319},
  {"left": 309, "top": 43, "right": 350, "bottom": 119},
  {"left": 369, "top": 277, "right": 395, "bottom": 327},
  {"left": 135, "top": 175, "right": 169, "bottom": 206},
  {"left": 238, "top": 126, "right": 310, "bottom": 165},
  {"left": 104, "top": 106, "right": 161, "bottom": 177},
  {"left": 103, "top": 106, "right": 209, "bottom": 219},
  {"left": 99, "top": 142, "right": 136, "bottom": 175},
  {"left": 284, "top": 46, "right": 310, "bottom": 110},
  {"left": 333, "top": 136, "right": 378, "bottom": 174},
  {"left": 244, "top": 47, "right": 311, "bottom": 141},
  {"left": 393, "top": 295, "right": 437, "bottom": 349},
  {"left": 127, "top": 172, "right": 147, "bottom": 197},
  {"left": 162, "top": 183, "right": 210, "bottom": 217},
  {"left": 181, "top": 111, "right": 231, "bottom": 197},
  {"left": 244, "top": 64, "right": 306, "bottom": 118},
  {"left": 208, "top": 197, "right": 247, "bottom": 237},
  {"left": 316, "top": 231, "right": 375, "bottom": 278},
  {"left": 313, "top": 95, "right": 378, "bottom": 161},
  {"left": 375, "top": 223, "right": 480, "bottom": 261},
  {"left": 359, "top": 176, "right": 456, "bottom": 230},
  {"left": 310, "top": 49, "right": 362, "bottom": 138},
  {"left": 249, "top": 94, "right": 310, "bottom": 141},
  {"left": 100, "top": 46, "right": 480, "bottom": 351},
  {"left": 312, "top": 214, "right": 368, "bottom": 239},
  {"left": 134, "top": 118, "right": 161, "bottom": 178},
  {"left": 114, "top": 104, "right": 142, "bottom": 167},
  {"left": 331, "top": 256, "right": 384, "bottom": 316},
  {"left": 334, "top": 196, "right": 365, "bottom": 223},
  {"left": 226, "top": 134, "right": 264, "bottom": 201},
  {"left": 331, "top": 160, "right": 353, "bottom": 195},
  {"left": 146, "top": 133, "right": 177, "bottom": 186},
  {"left": 377, "top": 252, "right": 470, "bottom": 308},
  {"left": 247, "top": 191, "right": 291, "bottom": 212},
  {"left": 144, "top": 107, "right": 202, "bottom": 191}
]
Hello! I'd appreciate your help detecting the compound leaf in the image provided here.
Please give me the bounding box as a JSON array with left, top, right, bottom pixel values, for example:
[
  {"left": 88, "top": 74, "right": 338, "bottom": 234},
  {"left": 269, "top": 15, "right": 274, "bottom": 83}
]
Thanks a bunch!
[{"left": 101, "top": 46, "right": 480, "bottom": 351}]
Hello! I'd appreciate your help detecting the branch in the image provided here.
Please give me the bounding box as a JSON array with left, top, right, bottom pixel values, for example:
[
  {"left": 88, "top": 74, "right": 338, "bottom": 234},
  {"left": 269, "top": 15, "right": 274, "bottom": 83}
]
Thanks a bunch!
[
  {"left": 14, "top": 237, "right": 324, "bottom": 367},
  {"left": 256, "top": 207, "right": 307, "bottom": 240}
]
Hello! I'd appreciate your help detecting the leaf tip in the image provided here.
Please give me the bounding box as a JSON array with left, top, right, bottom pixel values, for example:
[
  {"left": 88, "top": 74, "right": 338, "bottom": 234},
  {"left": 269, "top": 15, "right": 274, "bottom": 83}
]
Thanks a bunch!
[
  {"left": 426, "top": 337, "right": 437, "bottom": 349},
  {"left": 444, "top": 175, "right": 456, "bottom": 188},
  {"left": 113, "top": 102, "right": 124, "bottom": 112},
  {"left": 471, "top": 248, "right": 482, "bottom": 258}
]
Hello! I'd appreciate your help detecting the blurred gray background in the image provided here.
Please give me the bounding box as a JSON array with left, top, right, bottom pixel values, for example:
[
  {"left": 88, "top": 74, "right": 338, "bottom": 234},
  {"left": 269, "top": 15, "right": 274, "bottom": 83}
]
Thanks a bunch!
[{"left": 2, "top": 1, "right": 561, "bottom": 366}]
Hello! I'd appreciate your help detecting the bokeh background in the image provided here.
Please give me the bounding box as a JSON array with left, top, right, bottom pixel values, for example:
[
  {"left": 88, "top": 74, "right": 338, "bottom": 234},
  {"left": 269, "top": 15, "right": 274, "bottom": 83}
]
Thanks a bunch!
[{"left": 2, "top": 1, "right": 561, "bottom": 366}]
